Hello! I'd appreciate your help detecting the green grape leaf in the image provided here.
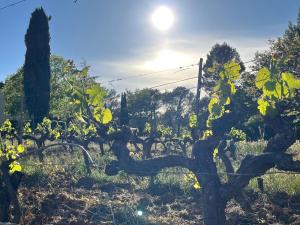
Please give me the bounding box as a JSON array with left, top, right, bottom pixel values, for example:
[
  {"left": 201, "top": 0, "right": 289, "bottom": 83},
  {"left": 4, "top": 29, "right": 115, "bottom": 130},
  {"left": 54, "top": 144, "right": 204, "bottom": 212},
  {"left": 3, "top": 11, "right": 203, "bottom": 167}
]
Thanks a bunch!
[
  {"left": 275, "top": 82, "right": 289, "bottom": 99},
  {"left": 202, "top": 129, "right": 213, "bottom": 139},
  {"left": 257, "top": 98, "right": 277, "bottom": 116},
  {"left": 257, "top": 98, "right": 269, "bottom": 116},
  {"left": 282, "top": 72, "right": 300, "bottom": 89},
  {"left": 228, "top": 127, "right": 247, "bottom": 141},
  {"left": 208, "top": 97, "right": 218, "bottom": 113},
  {"left": 206, "top": 116, "right": 212, "bottom": 128},
  {"left": 144, "top": 122, "right": 151, "bottom": 133},
  {"left": 256, "top": 67, "right": 270, "bottom": 89},
  {"left": 102, "top": 108, "right": 112, "bottom": 124},
  {"left": 213, "top": 148, "right": 219, "bottom": 158},
  {"left": 189, "top": 114, "right": 197, "bottom": 128},
  {"left": 263, "top": 80, "right": 277, "bottom": 97},
  {"left": 17, "top": 144, "right": 25, "bottom": 153},
  {"left": 207, "top": 67, "right": 215, "bottom": 73},
  {"left": 223, "top": 61, "right": 241, "bottom": 81},
  {"left": 208, "top": 97, "right": 224, "bottom": 118},
  {"left": 9, "top": 162, "right": 22, "bottom": 174},
  {"left": 229, "top": 80, "right": 236, "bottom": 95},
  {"left": 193, "top": 182, "right": 201, "bottom": 189},
  {"left": 80, "top": 67, "right": 89, "bottom": 78},
  {"left": 86, "top": 84, "right": 106, "bottom": 107},
  {"left": 75, "top": 113, "right": 87, "bottom": 124}
]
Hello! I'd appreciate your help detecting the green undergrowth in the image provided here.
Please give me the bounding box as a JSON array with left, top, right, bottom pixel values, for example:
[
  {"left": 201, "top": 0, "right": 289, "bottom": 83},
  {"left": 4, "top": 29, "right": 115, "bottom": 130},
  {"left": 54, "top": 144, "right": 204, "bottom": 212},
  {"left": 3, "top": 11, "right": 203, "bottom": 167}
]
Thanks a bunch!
[
  {"left": 238, "top": 140, "right": 300, "bottom": 195},
  {"left": 20, "top": 140, "right": 300, "bottom": 196},
  {"left": 148, "top": 167, "right": 195, "bottom": 196}
]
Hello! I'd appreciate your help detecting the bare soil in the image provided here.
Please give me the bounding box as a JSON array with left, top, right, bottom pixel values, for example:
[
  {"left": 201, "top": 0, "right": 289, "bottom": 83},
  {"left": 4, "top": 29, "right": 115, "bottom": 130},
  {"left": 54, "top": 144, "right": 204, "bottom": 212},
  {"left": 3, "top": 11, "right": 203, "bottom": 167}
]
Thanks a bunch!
[{"left": 17, "top": 172, "right": 300, "bottom": 225}]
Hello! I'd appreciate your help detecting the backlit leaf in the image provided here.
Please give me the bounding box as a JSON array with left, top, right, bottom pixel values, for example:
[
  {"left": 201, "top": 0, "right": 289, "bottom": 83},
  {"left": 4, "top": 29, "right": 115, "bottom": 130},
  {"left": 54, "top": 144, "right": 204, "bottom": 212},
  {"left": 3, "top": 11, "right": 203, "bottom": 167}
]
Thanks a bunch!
[
  {"left": 17, "top": 144, "right": 25, "bottom": 153},
  {"left": 189, "top": 114, "right": 197, "bottom": 128},
  {"left": 282, "top": 72, "right": 300, "bottom": 89},
  {"left": 102, "top": 108, "right": 112, "bottom": 124},
  {"left": 256, "top": 67, "right": 270, "bottom": 89},
  {"left": 213, "top": 148, "right": 219, "bottom": 158},
  {"left": 223, "top": 61, "right": 241, "bottom": 81}
]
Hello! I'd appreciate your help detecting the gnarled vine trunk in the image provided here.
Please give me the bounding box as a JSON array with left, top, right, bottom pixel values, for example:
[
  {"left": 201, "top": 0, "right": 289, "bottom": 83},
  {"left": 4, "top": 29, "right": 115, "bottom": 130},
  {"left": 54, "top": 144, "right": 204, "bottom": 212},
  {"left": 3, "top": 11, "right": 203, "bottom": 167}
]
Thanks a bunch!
[
  {"left": 105, "top": 120, "right": 300, "bottom": 225},
  {"left": 201, "top": 186, "right": 226, "bottom": 225},
  {"left": 193, "top": 140, "right": 226, "bottom": 225}
]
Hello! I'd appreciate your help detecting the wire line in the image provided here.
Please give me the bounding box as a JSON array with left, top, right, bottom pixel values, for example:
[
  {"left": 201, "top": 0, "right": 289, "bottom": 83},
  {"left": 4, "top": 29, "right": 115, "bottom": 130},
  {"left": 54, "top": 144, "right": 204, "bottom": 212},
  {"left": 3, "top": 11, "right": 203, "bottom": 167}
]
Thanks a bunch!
[
  {"left": 0, "top": 0, "right": 27, "bottom": 10},
  {"left": 106, "top": 63, "right": 199, "bottom": 83}
]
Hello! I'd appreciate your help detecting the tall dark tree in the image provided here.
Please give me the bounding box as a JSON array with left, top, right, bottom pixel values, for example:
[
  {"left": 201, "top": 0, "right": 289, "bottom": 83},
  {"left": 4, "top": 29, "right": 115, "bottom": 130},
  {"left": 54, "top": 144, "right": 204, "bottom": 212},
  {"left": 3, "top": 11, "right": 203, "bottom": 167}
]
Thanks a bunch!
[
  {"left": 23, "top": 8, "right": 51, "bottom": 125},
  {"left": 127, "top": 89, "right": 161, "bottom": 132},
  {"left": 119, "top": 93, "right": 129, "bottom": 126},
  {"left": 161, "top": 87, "right": 194, "bottom": 136},
  {"left": 203, "top": 42, "right": 244, "bottom": 92}
]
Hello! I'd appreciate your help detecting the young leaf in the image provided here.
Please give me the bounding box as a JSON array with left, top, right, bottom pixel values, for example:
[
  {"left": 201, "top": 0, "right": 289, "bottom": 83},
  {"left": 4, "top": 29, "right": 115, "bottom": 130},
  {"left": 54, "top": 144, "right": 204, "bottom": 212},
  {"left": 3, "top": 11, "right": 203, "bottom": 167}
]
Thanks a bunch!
[
  {"left": 223, "top": 61, "right": 241, "bottom": 81},
  {"left": 102, "top": 108, "right": 112, "bottom": 124},
  {"left": 257, "top": 98, "right": 269, "bottom": 116},
  {"left": 263, "top": 81, "right": 277, "bottom": 97},
  {"left": 9, "top": 162, "right": 22, "bottom": 174},
  {"left": 282, "top": 72, "right": 300, "bottom": 89},
  {"left": 17, "top": 144, "right": 25, "bottom": 153},
  {"left": 189, "top": 114, "right": 197, "bottom": 128},
  {"left": 256, "top": 67, "right": 270, "bottom": 89},
  {"left": 213, "top": 148, "right": 218, "bottom": 158}
]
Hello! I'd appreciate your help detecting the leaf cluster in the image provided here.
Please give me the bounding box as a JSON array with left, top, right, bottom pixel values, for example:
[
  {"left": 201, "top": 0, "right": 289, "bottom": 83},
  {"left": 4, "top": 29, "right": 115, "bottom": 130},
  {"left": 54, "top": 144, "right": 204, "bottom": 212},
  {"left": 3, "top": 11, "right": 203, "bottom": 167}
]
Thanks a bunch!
[
  {"left": 0, "top": 120, "right": 26, "bottom": 174},
  {"left": 256, "top": 63, "right": 300, "bottom": 116}
]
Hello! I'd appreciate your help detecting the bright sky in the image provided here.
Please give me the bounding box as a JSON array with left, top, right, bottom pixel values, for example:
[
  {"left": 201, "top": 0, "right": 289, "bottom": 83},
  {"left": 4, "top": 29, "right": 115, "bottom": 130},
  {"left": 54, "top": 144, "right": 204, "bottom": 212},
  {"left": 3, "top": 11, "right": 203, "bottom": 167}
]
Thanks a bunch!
[{"left": 0, "top": 0, "right": 299, "bottom": 92}]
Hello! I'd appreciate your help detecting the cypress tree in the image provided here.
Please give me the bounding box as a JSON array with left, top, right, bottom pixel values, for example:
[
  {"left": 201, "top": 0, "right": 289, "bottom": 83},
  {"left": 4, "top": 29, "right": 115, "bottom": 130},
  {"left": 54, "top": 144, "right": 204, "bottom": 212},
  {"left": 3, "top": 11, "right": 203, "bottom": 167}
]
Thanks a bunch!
[
  {"left": 23, "top": 7, "right": 51, "bottom": 125},
  {"left": 120, "top": 93, "right": 129, "bottom": 126}
]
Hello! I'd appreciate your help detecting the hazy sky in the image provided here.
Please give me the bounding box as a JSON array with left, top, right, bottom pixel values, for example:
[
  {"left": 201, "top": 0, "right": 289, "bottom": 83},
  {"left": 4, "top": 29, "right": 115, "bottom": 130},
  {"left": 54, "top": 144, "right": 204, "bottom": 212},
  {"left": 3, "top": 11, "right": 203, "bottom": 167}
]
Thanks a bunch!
[{"left": 0, "top": 0, "right": 299, "bottom": 92}]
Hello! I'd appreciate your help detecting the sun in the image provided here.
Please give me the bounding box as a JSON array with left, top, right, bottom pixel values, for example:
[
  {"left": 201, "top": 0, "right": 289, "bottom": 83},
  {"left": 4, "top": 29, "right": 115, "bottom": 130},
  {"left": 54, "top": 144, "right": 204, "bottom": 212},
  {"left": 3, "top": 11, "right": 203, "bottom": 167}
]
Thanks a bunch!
[{"left": 151, "top": 6, "right": 174, "bottom": 31}]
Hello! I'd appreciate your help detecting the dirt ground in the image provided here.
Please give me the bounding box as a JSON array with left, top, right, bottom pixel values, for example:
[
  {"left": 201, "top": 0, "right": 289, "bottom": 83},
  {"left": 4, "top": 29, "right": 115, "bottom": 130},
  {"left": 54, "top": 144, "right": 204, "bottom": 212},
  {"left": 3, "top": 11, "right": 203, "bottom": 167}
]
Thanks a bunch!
[{"left": 15, "top": 172, "right": 300, "bottom": 225}]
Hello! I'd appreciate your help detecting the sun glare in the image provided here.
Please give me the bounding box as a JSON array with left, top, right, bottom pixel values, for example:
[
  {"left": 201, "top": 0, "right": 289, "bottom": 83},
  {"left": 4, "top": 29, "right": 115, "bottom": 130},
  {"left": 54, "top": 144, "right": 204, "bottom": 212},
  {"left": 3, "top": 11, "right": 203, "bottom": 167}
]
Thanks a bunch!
[
  {"left": 143, "top": 50, "right": 193, "bottom": 70},
  {"left": 151, "top": 6, "right": 174, "bottom": 31}
]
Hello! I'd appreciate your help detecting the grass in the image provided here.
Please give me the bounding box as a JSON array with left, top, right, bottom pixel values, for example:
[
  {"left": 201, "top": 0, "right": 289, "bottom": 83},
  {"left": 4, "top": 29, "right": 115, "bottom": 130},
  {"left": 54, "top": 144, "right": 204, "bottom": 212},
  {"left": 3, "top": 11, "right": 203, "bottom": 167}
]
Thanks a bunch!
[
  {"left": 149, "top": 167, "right": 195, "bottom": 196},
  {"left": 237, "top": 140, "right": 300, "bottom": 195},
  {"left": 19, "top": 140, "right": 300, "bottom": 196},
  {"left": 15, "top": 140, "right": 300, "bottom": 225}
]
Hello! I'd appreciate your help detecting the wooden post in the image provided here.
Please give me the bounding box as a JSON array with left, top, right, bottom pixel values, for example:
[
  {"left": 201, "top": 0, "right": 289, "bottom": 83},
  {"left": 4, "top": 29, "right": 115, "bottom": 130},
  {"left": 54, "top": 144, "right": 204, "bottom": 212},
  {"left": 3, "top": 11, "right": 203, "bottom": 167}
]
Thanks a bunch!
[
  {"left": 257, "top": 177, "right": 264, "bottom": 192},
  {"left": 195, "top": 58, "right": 203, "bottom": 127}
]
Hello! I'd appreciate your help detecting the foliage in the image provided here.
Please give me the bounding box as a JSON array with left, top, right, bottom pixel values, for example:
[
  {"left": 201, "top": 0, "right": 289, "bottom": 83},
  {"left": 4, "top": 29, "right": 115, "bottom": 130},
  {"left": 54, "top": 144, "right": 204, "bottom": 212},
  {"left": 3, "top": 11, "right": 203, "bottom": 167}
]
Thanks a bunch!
[
  {"left": 228, "top": 127, "right": 247, "bottom": 141},
  {"left": 205, "top": 61, "right": 241, "bottom": 137},
  {"left": 69, "top": 80, "right": 112, "bottom": 125},
  {"left": 161, "top": 87, "right": 194, "bottom": 135},
  {"left": 127, "top": 89, "right": 161, "bottom": 132},
  {"left": 203, "top": 42, "right": 244, "bottom": 92},
  {"left": 67, "top": 121, "right": 98, "bottom": 141},
  {"left": 255, "top": 63, "right": 300, "bottom": 116},
  {"left": 143, "top": 122, "right": 152, "bottom": 134},
  {"left": 189, "top": 113, "right": 197, "bottom": 128},
  {"left": 1, "top": 69, "right": 24, "bottom": 119},
  {"left": 2, "top": 56, "right": 80, "bottom": 120},
  {"left": 184, "top": 172, "right": 200, "bottom": 189},
  {"left": 157, "top": 124, "right": 173, "bottom": 138},
  {"left": 35, "top": 117, "right": 61, "bottom": 140},
  {"left": 49, "top": 56, "right": 79, "bottom": 119},
  {"left": 0, "top": 120, "right": 26, "bottom": 174},
  {"left": 23, "top": 7, "right": 51, "bottom": 125}
]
